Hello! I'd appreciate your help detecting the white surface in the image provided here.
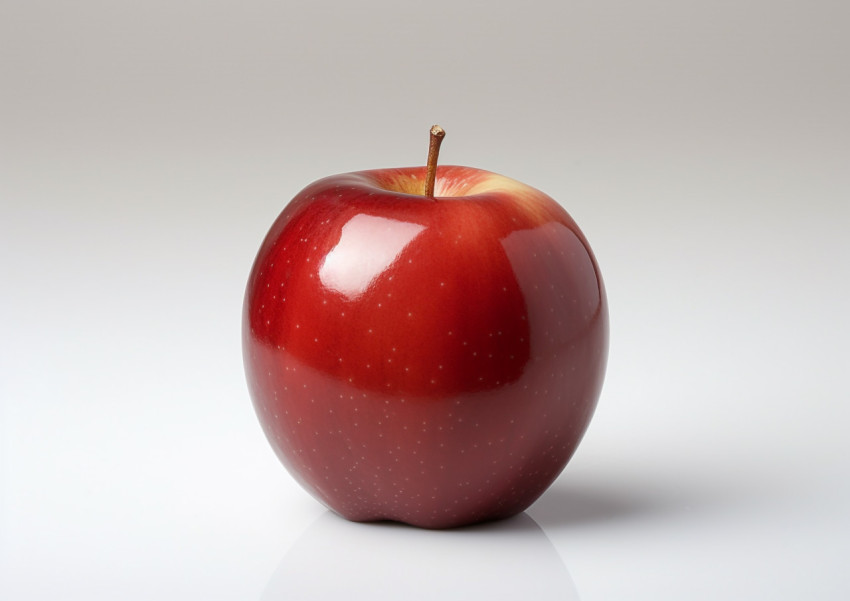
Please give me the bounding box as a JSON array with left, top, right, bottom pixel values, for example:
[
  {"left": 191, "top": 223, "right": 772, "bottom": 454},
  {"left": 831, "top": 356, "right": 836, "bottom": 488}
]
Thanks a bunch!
[{"left": 2, "top": 1, "right": 849, "bottom": 599}]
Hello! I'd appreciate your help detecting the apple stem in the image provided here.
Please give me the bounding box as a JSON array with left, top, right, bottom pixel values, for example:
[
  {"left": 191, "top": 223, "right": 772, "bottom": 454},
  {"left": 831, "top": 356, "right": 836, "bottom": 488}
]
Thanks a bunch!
[{"left": 424, "top": 125, "right": 445, "bottom": 197}]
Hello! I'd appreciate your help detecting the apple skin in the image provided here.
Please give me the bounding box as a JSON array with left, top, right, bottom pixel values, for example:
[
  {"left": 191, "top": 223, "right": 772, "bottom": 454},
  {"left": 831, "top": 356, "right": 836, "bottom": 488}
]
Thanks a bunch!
[{"left": 243, "top": 165, "right": 608, "bottom": 529}]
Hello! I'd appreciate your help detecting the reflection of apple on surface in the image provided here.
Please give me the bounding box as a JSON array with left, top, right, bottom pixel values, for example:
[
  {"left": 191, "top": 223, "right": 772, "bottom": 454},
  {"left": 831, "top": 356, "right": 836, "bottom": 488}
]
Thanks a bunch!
[
  {"left": 262, "top": 512, "right": 579, "bottom": 601},
  {"left": 243, "top": 126, "right": 608, "bottom": 528}
]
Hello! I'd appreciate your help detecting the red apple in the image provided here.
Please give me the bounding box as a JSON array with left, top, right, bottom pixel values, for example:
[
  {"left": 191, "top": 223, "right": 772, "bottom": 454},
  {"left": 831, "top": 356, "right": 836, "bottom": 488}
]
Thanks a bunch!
[{"left": 243, "top": 131, "right": 608, "bottom": 528}]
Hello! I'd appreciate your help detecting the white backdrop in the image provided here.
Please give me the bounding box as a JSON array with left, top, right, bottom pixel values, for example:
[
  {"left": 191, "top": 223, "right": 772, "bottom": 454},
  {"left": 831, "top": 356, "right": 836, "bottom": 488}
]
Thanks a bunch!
[{"left": 2, "top": 1, "right": 848, "bottom": 599}]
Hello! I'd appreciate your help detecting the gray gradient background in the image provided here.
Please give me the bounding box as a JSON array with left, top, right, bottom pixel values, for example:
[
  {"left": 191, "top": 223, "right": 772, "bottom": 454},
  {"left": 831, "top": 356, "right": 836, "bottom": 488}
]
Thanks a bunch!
[{"left": 2, "top": 1, "right": 848, "bottom": 599}]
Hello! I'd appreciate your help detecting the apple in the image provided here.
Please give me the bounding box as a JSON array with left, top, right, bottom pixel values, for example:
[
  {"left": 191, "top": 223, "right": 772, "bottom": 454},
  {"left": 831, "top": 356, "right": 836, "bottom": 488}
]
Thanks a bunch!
[{"left": 243, "top": 127, "right": 608, "bottom": 528}]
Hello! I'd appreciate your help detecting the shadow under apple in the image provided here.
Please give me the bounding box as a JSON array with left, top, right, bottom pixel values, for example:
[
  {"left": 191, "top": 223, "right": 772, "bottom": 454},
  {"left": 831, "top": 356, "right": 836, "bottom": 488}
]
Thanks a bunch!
[
  {"left": 528, "top": 470, "right": 749, "bottom": 530},
  {"left": 262, "top": 511, "right": 579, "bottom": 600}
]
